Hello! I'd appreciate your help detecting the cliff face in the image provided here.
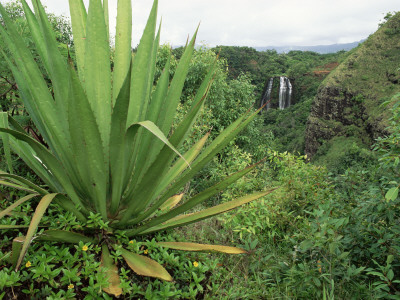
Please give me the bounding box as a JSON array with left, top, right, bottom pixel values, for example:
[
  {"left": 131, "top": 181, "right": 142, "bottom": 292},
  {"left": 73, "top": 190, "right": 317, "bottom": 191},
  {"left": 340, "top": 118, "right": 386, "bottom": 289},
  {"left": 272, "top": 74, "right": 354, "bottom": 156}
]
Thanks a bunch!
[{"left": 305, "top": 12, "right": 400, "bottom": 159}]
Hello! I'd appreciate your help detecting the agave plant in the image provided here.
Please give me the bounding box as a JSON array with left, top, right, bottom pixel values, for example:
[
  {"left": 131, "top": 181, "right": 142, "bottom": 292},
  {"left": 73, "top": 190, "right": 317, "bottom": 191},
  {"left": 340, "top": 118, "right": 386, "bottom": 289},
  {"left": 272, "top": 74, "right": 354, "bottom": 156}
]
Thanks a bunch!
[{"left": 0, "top": 0, "right": 273, "bottom": 294}]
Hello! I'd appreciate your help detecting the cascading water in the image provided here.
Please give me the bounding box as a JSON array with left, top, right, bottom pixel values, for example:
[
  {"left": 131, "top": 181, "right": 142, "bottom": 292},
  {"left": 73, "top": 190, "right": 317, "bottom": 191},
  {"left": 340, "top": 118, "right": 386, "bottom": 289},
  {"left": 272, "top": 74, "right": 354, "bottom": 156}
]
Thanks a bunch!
[
  {"left": 278, "top": 76, "right": 292, "bottom": 109},
  {"left": 286, "top": 78, "right": 292, "bottom": 108},
  {"left": 260, "top": 77, "right": 274, "bottom": 110},
  {"left": 279, "top": 76, "right": 287, "bottom": 110},
  {"left": 260, "top": 76, "right": 292, "bottom": 110}
]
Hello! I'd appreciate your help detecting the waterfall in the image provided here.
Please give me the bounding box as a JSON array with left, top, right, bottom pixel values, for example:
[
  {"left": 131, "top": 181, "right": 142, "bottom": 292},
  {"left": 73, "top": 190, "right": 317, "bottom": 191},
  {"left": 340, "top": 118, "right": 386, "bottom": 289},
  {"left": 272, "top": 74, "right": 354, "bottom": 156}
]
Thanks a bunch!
[
  {"left": 260, "top": 76, "right": 292, "bottom": 110},
  {"left": 279, "top": 76, "right": 287, "bottom": 110},
  {"left": 279, "top": 76, "right": 292, "bottom": 109},
  {"left": 287, "top": 78, "right": 292, "bottom": 108},
  {"left": 260, "top": 77, "right": 274, "bottom": 110}
]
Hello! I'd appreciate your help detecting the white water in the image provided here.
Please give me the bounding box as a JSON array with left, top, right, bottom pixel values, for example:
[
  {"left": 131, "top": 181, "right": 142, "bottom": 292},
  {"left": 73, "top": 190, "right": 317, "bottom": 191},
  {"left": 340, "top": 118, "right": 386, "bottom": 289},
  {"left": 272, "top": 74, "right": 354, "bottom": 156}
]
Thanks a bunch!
[
  {"left": 279, "top": 76, "right": 287, "bottom": 110},
  {"left": 278, "top": 76, "right": 292, "bottom": 109},
  {"left": 260, "top": 76, "right": 292, "bottom": 110},
  {"left": 287, "top": 78, "right": 292, "bottom": 108},
  {"left": 263, "top": 77, "right": 274, "bottom": 110}
]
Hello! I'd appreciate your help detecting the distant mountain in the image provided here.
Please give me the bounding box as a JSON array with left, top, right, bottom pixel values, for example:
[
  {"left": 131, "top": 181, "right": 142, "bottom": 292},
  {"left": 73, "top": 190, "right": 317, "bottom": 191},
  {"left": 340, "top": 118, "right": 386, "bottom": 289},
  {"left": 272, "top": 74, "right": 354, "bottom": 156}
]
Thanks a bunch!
[{"left": 254, "top": 40, "right": 365, "bottom": 54}]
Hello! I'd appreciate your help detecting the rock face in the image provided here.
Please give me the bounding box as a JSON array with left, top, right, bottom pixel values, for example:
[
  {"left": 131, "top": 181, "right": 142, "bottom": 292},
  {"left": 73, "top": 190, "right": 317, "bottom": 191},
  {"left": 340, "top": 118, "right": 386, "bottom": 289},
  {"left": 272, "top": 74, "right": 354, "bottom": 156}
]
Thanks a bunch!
[{"left": 305, "top": 12, "right": 400, "bottom": 158}]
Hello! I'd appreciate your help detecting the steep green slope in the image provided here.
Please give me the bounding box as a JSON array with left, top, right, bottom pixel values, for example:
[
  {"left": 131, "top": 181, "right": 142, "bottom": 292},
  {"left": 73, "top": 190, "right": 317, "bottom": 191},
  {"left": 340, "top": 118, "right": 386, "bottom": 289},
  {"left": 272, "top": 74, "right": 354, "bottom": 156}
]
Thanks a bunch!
[{"left": 305, "top": 12, "right": 400, "bottom": 166}]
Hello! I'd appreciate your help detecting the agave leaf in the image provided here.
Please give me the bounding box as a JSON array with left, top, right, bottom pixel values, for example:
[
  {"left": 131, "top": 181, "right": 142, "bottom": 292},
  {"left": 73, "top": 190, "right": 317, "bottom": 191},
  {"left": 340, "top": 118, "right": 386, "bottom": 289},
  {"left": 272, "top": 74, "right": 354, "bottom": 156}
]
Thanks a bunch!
[
  {"left": 0, "top": 11, "right": 56, "bottom": 150},
  {"left": 5, "top": 136, "right": 61, "bottom": 192},
  {"left": 120, "top": 248, "right": 173, "bottom": 281},
  {"left": 11, "top": 236, "right": 25, "bottom": 268},
  {"left": 121, "top": 120, "right": 190, "bottom": 216},
  {"left": 128, "top": 26, "right": 161, "bottom": 185},
  {"left": 0, "top": 171, "right": 48, "bottom": 195},
  {"left": 127, "top": 121, "right": 189, "bottom": 165},
  {"left": 124, "top": 1, "right": 158, "bottom": 191},
  {"left": 133, "top": 60, "right": 214, "bottom": 200},
  {"left": 112, "top": 0, "right": 132, "bottom": 105},
  {"left": 0, "top": 48, "right": 52, "bottom": 152},
  {"left": 103, "top": 0, "right": 109, "bottom": 40},
  {"left": 0, "top": 13, "right": 79, "bottom": 190},
  {"left": 36, "top": 230, "right": 94, "bottom": 243},
  {"left": 85, "top": 0, "right": 111, "bottom": 161},
  {"left": 0, "top": 194, "right": 38, "bottom": 219},
  {"left": 184, "top": 109, "right": 257, "bottom": 172},
  {"left": 9, "top": 91, "right": 81, "bottom": 195},
  {"left": 16, "top": 193, "right": 59, "bottom": 270},
  {"left": 0, "top": 181, "right": 36, "bottom": 194},
  {"left": 0, "top": 112, "right": 13, "bottom": 173},
  {"left": 18, "top": 0, "right": 46, "bottom": 68},
  {"left": 67, "top": 61, "right": 107, "bottom": 219},
  {"left": 29, "top": 0, "right": 70, "bottom": 115},
  {"left": 137, "top": 190, "right": 276, "bottom": 235},
  {"left": 127, "top": 132, "right": 210, "bottom": 225},
  {"left": 53, "top": 194, "right": 87, "bottom": 223},
  {"left": 101, "top": 245, "right": 122, "bottom": 297},
  {"left": 68, "top": 0, "right": 87, "bottom": 80},
  {"left": 125, "top": 161, "right": 260, "bottom": 232},
  {"left": 159, "top": 194, "right": 184, "bottom": 212},
  {"left": 156, "top": 131, "right": 211, "bottom": 196},
  {"left": 109, "top": 60, "right": 132, "bottom": 214},
  {"left": 159, "top": 29, "right": 198, "bottom": 136},
  {"left": 126, "top": 39, "right": 198, "bottom": 199},
  {"left": 139, "top": 60, "right": 214, "bottom": 192},
  {"left": 157, "top": 242, "right": 247, "bottom": 254},
  {"left": 123, "top": 49, "right": 170, "bottom": 191},
  {"left": 147, "top": 108, "right": 262, "bottom": 214},
  {"left": 168, "top": 60, "right": 217, "bottom": 148},
  {"left": 121, "top": 125, "right": 191, "bottom": 222},
  {"left": 0, "top": 225, "right": 32, "bottom": 229},
  {"left": 6, "top": 115, "right": 27, "bottom": 133},
  {"left": 146, "top": 51, "right": 171, "bottom": 126},
  {"left": 0, "top": 4, "right": 73, "bottom": 164},
  {"left": 127, "top": 0, "right": 158, "bottom": 125},
  {"left": 0, "top": 128, "right": 85, "bottom": 210}
]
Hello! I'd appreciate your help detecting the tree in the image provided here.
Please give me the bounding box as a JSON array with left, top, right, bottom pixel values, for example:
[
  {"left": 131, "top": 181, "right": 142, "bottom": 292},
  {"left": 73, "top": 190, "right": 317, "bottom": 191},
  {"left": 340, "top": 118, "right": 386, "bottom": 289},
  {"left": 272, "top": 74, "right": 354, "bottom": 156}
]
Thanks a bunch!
[{"left": 0, "top": 0, "right": 73, "bottom": 113}]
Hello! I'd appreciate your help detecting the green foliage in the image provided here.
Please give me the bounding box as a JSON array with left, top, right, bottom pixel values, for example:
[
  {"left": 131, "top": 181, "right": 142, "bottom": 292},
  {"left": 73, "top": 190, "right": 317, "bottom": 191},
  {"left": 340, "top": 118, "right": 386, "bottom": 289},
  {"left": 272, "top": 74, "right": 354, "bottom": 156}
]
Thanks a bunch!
[
  {"left": 0, "top": 0, "right": 72, "bottom": 114},
  {"left": 206, "top": 130, "right": 400, "bottom": 299},
  {"left": 210, "top": 45, "right": 349, "bottom": 155},
  {"left": 309, "top": 12, "right": 400, "bottom": 163},
  {"left": 314, "top": 136, "right": 375, "bottom": 174},
  {"left": 213, "top": 45, "right": 347, "bottom": 102},
  {"left": 380, "top": 11, "right": 400, "bottom": 36},
  {"left": 0, "top": 2, "right": 399, "bottom": 298},
  {"left": 262, "top": 98, "right": 313, "bottom": 154},
  {"left": 375, "top": 94, "right": 400, "bottom": 176},
  {"left": 0, "top": 0, "right": 274, "bottom": 293},
  {"left": 0, "top": 200, "right": 222, "bottom": 298}
]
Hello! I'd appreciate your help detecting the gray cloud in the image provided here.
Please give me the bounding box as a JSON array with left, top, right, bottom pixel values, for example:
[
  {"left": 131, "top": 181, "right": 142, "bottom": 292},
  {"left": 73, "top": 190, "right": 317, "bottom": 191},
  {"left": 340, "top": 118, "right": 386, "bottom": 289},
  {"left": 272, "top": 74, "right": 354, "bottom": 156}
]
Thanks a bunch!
[{"left": 21, "top": 0, "right": 400, "bottom": 46}]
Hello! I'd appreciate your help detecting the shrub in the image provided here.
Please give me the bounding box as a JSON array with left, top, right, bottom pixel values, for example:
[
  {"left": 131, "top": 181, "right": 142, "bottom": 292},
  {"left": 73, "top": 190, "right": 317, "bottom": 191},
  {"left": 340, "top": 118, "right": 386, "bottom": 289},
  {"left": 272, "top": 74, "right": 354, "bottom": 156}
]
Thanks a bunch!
[{"left": 0, "top": 0, "right": 274, "bottom": 296}]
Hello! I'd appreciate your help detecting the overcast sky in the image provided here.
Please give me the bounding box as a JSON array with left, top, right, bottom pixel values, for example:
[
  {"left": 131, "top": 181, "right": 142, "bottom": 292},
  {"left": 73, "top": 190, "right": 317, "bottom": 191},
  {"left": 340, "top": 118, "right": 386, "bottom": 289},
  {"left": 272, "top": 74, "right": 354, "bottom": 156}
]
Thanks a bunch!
[{"left": 20, "top": 0, "right": 400, "bottom": 47}]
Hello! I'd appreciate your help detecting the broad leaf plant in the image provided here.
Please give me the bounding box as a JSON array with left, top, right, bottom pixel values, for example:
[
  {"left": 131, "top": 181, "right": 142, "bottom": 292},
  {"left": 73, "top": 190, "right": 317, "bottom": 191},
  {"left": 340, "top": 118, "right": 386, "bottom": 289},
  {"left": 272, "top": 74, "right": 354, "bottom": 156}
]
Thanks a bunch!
[{"left": 0, "top": 0, "right": 273, "bottom": 293}]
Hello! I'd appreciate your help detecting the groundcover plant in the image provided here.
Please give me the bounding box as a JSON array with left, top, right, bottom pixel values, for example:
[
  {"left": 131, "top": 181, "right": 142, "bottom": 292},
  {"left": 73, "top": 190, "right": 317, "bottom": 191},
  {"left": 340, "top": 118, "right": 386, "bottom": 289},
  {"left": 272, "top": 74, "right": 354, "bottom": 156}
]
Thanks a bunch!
[{"left": 0, "top": 0, "right": 273, "bottom": 295}]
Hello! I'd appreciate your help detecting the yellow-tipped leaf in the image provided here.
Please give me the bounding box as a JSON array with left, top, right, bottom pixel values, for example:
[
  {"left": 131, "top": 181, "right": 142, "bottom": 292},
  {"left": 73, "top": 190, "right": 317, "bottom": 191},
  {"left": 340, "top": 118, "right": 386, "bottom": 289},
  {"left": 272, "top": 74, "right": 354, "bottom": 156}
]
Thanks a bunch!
[
  {"left": 120, "top": 248, "right": 173, "bottom": 281},
  {"left": 157, "top": 242, "right": 247, "bottom": 254},
  {"left": 101, "top": 245, "right": 123, "bottom": 297}
]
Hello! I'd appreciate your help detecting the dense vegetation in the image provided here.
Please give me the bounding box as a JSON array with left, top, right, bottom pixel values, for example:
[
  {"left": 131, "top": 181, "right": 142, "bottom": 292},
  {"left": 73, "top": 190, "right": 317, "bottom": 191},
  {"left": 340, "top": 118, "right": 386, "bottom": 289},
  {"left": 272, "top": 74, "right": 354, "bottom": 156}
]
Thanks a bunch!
[
  {"left": 211, "top": 45, "right": 347, "bottom": 101},
  {"left": 306, "top": 11, "right": 400, "bottom": 168},
  {"left": 203, "top": 45, "right": 349, "bottom": 154},
  {"left": 0, "top": 1, "right": 400, "bottom": 299}
]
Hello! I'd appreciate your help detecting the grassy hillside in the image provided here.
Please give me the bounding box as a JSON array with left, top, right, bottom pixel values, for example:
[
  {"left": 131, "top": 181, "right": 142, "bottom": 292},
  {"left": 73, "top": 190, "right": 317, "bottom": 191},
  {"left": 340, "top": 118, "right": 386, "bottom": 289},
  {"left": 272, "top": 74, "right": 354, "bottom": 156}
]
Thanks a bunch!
[{"left": 305, "top": 12, "right": 400, "bottom": 168}]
